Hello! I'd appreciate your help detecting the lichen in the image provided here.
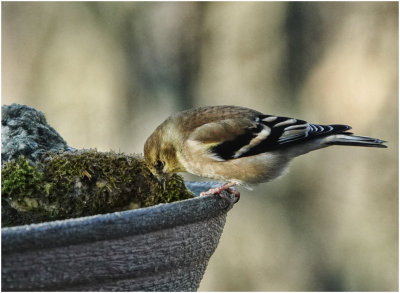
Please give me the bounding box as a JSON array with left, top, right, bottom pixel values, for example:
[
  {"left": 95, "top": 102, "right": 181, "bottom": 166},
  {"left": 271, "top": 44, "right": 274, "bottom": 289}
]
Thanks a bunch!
[{"left": 1, "top": 150, "right": 194, "bottom": 227}]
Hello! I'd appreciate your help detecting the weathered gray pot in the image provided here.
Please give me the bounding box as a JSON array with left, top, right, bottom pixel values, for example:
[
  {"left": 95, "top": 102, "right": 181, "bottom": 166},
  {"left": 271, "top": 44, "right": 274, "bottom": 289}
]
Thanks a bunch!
[{"left": 1, "top": 182, "right": 235, "bottom": 291}]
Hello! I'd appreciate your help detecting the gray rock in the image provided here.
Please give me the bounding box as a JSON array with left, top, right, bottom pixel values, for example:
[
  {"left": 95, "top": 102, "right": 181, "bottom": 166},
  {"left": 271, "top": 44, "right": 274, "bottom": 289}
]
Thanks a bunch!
[{"left": 1, "top": 104, "right": 72, "bottom": 165}]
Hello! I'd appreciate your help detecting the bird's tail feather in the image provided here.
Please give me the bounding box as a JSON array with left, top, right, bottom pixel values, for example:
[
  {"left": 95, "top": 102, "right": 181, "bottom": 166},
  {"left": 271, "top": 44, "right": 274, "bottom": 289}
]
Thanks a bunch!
[{"left": 327, "top": 134, "right": 387, "bottom": 148}]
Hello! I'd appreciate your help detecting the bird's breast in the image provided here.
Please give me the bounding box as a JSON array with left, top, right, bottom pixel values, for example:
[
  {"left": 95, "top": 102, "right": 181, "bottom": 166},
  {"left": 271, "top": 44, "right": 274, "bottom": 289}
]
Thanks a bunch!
[{"left": 180, "top": 140, "right": 290, "bottom": 184}]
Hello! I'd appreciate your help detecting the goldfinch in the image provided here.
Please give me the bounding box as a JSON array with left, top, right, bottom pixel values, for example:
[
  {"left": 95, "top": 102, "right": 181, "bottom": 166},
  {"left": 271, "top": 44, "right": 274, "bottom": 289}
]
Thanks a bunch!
[{"left": 144, "top": 105, "right": 387, "bottom": 200}]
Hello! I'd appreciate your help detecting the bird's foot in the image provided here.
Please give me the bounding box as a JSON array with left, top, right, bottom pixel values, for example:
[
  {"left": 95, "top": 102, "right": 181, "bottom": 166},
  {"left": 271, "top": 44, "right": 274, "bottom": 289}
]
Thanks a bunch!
[{"left": 200, "top": 182, "right": 240, "bottom": 203}]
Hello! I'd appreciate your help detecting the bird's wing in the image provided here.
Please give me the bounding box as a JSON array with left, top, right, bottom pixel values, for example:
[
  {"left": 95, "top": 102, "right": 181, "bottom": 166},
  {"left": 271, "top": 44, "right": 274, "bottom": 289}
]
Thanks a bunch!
[{"left": 188, "top": 114, "right": 351, "bottom": 161}]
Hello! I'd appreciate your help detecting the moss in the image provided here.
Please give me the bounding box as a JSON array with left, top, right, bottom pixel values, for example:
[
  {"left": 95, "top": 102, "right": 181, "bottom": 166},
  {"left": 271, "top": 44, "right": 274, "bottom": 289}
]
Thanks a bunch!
[
  {"left": 2, "top": 156, "right": 44, "bottom": 211},
  {"left": 1, "top": 150, "right": 194, "bottom": 227}
]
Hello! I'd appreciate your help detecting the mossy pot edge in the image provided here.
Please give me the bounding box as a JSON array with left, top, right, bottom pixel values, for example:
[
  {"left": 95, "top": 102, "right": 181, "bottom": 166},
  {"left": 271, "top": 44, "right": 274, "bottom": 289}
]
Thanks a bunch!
[{"left": 1, "top": 181, "right": 236, "bottom": 291}]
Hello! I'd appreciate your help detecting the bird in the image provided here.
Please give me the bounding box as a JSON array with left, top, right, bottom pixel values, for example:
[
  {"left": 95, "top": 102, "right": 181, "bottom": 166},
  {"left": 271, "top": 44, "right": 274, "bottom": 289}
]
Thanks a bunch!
[{"left": 144, "top": 105, "right": 387, "bottom": 201}]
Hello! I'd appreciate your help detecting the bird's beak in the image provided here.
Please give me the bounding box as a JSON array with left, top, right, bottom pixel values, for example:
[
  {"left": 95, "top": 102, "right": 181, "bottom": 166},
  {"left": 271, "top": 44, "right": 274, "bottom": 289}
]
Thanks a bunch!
[{"left": 157, "top": 173, "right": 169, "bottom": 191}]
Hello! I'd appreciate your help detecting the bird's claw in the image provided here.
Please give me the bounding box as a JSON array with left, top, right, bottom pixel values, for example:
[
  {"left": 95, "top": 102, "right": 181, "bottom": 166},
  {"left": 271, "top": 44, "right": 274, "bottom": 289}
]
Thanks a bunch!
[{"left": 200, "top": 183, "right": 240, "bottom": 203}]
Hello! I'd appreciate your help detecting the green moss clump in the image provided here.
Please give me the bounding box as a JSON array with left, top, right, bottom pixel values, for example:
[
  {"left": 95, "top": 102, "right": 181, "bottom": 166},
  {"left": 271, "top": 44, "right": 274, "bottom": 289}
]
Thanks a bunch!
[
  {"left": 1, "top": 150, "right": 194, "bottom": 227},
  {"left": 2, "top": 156, "right": 44, "bottom": 212}
]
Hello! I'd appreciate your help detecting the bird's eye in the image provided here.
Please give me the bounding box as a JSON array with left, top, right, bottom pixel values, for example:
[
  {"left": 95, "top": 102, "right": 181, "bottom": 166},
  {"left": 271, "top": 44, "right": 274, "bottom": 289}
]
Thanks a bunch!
[{"left": 155, "top": 160, "right": 164, "bottom": 173}]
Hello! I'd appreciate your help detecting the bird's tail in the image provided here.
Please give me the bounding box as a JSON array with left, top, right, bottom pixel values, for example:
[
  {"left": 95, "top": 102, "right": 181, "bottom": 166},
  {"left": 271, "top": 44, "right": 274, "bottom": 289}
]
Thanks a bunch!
[{"left": 326, "top": 133, "right": 387, "bottom": 148}]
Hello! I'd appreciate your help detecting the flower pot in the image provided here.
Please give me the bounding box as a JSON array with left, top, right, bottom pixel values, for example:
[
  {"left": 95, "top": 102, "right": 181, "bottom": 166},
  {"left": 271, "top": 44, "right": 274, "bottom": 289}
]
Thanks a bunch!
[{"left": 1, "top": 182, "right": 235, "bottom": 291}]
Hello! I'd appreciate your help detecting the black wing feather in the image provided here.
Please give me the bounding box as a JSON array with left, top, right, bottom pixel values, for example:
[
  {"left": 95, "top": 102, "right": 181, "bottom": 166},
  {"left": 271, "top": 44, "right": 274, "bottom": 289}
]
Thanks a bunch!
[{"left": 210, "top": 115, "right": 351, "bottom": 160}]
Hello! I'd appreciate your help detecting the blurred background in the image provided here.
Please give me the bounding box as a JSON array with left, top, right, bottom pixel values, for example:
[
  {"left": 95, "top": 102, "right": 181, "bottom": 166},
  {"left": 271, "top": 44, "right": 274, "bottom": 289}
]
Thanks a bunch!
[{"left": 2, "top": 2, "right": 398, "bottom": 291}]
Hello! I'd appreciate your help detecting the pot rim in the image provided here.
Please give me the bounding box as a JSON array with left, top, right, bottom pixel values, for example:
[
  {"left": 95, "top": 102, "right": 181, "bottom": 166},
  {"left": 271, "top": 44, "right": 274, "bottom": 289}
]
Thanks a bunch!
[{"left": 2, "top": 182, "right": 235, "bottom": 253}]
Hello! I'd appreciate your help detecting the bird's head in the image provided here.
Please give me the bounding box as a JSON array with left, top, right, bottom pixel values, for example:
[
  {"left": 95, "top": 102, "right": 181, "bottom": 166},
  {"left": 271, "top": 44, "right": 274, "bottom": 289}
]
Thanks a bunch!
[{"left": 144, "top": 127, "right": 185, "bottom": 189}]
